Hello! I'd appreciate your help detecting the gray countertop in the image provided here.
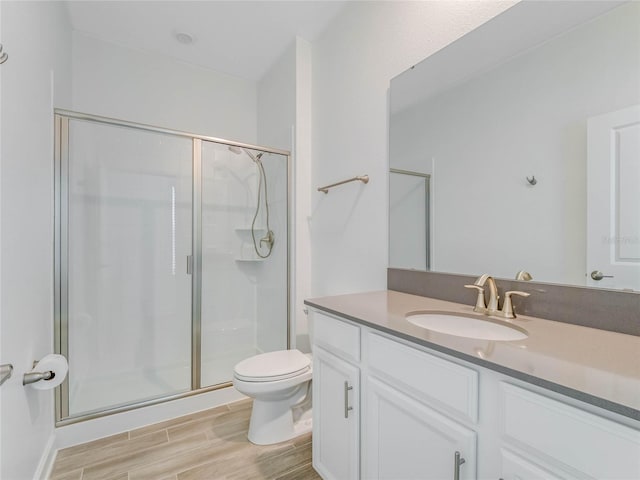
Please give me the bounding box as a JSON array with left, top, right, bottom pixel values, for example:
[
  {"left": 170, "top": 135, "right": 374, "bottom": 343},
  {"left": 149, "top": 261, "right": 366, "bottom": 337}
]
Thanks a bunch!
[{"left": 305, "top": 290, "right": 640, "bottom": 421}]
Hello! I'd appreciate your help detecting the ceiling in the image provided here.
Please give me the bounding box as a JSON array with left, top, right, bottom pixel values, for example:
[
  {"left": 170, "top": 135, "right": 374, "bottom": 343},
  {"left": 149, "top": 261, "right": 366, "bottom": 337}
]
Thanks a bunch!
[{"left": 65, "top": 1, "right": 347, "bottom": 82}]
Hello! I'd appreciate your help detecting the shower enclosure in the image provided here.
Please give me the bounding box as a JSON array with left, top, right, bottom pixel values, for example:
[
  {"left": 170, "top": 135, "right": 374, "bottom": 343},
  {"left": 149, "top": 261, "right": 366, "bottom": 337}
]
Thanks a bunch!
[{"left": 54, "top": 110, "right": 290, "bottom": 424}]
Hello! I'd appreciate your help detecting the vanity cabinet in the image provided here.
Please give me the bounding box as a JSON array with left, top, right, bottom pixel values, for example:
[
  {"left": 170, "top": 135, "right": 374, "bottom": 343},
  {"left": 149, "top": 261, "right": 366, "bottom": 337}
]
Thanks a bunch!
[
  {"left": 312, "top": 312, "right": 361, "bottom": 480},
  {"left": 309, "top": 308, "right": 640, "bottom": 480}
]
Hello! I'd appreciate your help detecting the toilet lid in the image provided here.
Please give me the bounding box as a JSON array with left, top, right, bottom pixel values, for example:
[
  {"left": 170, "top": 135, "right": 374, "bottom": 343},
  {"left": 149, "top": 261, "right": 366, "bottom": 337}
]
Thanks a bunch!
[{"left": 234, "top": 349, "right": 311, "bottom": 382}]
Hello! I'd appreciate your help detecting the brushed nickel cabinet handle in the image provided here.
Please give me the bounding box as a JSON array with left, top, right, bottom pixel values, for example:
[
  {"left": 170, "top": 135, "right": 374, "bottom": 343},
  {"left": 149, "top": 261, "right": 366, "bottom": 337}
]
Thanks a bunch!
[
  {"left": 344, "top": 381, "right": 353, "bottom": 419},
  {"left": 454, "top": 451, "right": 466, "bottom": 480}
]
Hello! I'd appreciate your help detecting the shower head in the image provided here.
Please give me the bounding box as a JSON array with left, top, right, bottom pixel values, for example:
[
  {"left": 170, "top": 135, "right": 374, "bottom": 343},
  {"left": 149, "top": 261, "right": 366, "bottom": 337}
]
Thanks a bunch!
[{"left": 228, "top": 145, "right": 263, "bottom": 163}]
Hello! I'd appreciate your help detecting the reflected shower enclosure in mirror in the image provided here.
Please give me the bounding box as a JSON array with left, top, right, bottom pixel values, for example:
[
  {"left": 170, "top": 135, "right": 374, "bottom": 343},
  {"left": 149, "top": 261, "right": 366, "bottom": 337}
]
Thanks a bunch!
[{"left": 389, "top": 0, "right": 640, "bottom": 291}]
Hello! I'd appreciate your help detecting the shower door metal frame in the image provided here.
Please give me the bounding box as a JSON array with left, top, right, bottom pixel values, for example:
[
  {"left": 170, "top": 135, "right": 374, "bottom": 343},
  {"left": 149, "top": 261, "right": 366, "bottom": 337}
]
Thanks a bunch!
[
  {"left": 389, "top": 168, "right": 431, "bottom": 270},
  {"left": 53, "top": 109, "right": 291, "bottom": 426}
]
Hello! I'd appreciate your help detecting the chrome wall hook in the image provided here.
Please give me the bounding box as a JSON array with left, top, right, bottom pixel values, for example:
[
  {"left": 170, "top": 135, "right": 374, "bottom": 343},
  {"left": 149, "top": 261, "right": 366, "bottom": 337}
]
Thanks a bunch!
[
  {"left": 526, "top": 175, "right": 537, "bottom": 185},
  {"left": 0, "top": 364, "right": 13, "bottom": 386}
]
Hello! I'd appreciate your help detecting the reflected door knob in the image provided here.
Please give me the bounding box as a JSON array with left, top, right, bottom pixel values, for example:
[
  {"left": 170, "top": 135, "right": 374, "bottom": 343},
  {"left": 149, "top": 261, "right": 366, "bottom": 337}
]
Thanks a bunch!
[{"left": 590, "top": 270, "right": 614, "bottom": 281}]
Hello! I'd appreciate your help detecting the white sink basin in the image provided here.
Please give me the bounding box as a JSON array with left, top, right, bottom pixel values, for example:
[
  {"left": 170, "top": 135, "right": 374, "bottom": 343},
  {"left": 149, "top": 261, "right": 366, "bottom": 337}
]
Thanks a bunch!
[{"left": 406, "top": 311, "right": 528, "bottom": 341}]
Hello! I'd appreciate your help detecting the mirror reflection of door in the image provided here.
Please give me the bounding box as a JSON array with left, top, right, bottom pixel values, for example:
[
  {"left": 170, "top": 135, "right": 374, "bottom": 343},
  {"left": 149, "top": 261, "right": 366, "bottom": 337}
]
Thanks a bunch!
[
  {"left": 389, "top": 169, "right": 430, "bottom": 270},
  {"left": 587, "top": 105, "right": 640, "bottom": 291}
]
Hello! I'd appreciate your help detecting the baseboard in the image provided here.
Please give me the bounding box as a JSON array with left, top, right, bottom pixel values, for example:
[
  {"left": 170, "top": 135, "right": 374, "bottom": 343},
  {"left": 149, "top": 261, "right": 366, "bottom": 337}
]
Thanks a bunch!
[
  {"left": 33, "top": 433, "right": 56, "bottom": 480},
  {"left": 55, "top": 385, "right": 245, "bottom": 449}
]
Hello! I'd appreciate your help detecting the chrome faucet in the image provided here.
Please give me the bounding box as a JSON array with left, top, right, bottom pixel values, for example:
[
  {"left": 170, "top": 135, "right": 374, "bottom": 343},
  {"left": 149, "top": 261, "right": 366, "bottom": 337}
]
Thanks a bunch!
[{"left": 465, "top": 274, "right": 530, "bottom": 319}]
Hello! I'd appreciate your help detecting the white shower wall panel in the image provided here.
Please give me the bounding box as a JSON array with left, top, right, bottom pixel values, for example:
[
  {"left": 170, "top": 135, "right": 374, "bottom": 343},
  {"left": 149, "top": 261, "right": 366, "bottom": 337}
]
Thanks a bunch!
[
  {"left": 256, "top": 157, "right": 289, "bottom": 354},
  {"left": 200, "top": 143, "right": 261, "bottom": 388}
]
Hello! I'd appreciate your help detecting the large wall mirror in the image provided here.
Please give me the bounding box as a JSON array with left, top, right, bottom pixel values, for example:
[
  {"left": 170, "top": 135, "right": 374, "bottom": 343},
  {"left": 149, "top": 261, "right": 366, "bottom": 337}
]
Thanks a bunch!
[{"left": 389, "top": 0, "right": 640, "bottom": 292}]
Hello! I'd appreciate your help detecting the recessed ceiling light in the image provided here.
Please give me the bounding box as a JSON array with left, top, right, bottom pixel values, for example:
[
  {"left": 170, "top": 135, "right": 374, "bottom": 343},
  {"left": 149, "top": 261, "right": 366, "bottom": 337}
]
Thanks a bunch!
[{"left": 175, "top": 32, "right": 195, "bottom": 45}]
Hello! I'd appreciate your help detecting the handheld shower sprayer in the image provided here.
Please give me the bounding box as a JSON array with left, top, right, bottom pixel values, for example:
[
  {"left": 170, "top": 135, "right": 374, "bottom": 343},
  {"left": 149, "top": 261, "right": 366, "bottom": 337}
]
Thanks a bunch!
[{"left": 228, "top": 145, "right": 274, "bottom": 258}]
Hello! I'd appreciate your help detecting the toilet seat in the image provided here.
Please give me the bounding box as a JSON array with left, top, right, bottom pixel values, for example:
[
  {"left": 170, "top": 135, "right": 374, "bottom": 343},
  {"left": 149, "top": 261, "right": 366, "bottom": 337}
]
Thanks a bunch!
[{"left": 234, "top": 349, "right": 311, "bottom": 382}]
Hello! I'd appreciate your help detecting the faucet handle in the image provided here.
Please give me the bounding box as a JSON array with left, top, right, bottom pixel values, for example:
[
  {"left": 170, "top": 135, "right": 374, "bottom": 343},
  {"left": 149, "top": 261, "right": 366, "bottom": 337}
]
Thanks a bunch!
[
  {"left": 502, "top": 291, "right": 531, "bottom": 319},
  {"left": 464, "top": 284, "right": 486, "bottom": 313}
]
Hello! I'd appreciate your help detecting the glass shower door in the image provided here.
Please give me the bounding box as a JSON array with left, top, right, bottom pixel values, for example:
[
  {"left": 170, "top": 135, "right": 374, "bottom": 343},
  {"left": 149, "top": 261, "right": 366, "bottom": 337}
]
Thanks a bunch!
[{"left": 65, "top": 119, "right": 193, "bottom": 416}]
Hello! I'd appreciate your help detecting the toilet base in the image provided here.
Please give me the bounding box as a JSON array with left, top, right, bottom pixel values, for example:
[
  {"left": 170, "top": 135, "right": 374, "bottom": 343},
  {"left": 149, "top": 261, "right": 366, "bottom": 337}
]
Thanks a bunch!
[{"left": 247, "top": 385, "right": 312, "bottom": 445}]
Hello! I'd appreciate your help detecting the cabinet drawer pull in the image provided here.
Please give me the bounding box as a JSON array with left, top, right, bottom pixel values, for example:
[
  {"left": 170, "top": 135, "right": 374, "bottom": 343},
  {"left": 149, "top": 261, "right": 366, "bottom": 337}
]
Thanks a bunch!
[
  {"left": 454, "top": 451, "right": 466, "bottom": 480},
  {"left": 344, "top": 381, "right": 353, "bottom": 418}
]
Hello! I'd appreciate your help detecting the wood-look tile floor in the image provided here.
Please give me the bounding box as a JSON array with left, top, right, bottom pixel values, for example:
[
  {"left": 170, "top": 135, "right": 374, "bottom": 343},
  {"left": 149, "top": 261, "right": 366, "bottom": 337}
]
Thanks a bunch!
[{"left": 50, "top": 399, "right": 321, "bottom": 480}]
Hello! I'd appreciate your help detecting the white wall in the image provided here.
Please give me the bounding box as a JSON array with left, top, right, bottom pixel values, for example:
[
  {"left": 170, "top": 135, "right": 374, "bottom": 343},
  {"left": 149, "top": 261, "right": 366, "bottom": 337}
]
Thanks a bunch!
[
  {"left": 310, "top": 1, "right": 516, "bottom": 297},
  {"left": 390, "top": 2, "right": 640, "bottom": 285},
  {"left": 0, "top": 1, "right": 71, "bottom": 478},
  {"left": 72, "top": 31, "right": 257, "bottom": 142}
]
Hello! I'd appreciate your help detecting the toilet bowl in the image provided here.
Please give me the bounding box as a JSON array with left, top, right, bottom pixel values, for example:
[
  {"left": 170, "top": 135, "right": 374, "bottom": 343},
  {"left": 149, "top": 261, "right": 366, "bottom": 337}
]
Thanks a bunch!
[{"left": 233, "top": 349, "right": 313, "bottom": 445}]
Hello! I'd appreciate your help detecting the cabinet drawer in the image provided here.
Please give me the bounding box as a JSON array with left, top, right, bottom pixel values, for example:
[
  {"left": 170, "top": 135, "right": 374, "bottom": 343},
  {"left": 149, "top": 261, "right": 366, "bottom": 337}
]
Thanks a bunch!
[
  {"left": 500, "top": 382, "right": 640, "bottom": 478},
  {"left": 367, "top": 332, "right": 478, "bottom": 423},
  {"left": 312, "top": 311, "right": 360, "bottom": 363}
]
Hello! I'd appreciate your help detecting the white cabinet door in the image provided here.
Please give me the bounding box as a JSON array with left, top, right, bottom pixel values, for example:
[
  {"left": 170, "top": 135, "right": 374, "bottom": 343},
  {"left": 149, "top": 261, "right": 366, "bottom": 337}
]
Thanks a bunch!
[
  {"left": 313, "top": 346, "right": 360, "bottom": 480},
  {"left": 500, "top": 448, "right": 566, "bottom": 480},
  {"left": 363, "top": 376, "right": 477, "bottom": 480},
  {"left": 500, "top": 382, "right": 640, "bottom": 479}
]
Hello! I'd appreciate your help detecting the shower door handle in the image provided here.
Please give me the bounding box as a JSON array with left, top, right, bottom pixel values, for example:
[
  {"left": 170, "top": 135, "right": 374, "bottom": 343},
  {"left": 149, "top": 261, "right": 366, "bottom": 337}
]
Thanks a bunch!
[{"left": 187, "top": 255, "right": 193, "bottom": 275}]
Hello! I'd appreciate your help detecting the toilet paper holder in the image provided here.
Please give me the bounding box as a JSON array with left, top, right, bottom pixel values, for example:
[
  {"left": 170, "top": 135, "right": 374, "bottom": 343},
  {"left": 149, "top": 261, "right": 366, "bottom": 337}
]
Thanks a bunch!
[{"left": 23, "top": 360, "right": 55, "bottom": 386}]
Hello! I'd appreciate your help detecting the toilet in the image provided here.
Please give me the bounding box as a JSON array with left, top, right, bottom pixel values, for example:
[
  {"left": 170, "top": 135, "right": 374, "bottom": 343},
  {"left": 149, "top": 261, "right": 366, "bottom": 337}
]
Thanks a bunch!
[{"left": 233, "top": 349, "right": 313, "bottom": 445}]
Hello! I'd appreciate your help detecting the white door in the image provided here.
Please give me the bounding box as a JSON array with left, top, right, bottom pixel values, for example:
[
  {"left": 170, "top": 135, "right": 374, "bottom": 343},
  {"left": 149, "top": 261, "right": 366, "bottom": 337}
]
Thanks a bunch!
[
  {"left": 363, "top": 376, "right": 476, "bottom": 480},
  {"left": 587, "top": 105, "right": 640, "bottom": 290},
  {"left": 312, "top": 346, "right": 360, "bottom": 480}
]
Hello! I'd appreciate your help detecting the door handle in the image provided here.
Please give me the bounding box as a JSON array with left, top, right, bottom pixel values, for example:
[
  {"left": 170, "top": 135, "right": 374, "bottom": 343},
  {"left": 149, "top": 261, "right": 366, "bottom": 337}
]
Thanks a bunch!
[{"left": 590, "top": 270, "right": 614, "bottom": 281}]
